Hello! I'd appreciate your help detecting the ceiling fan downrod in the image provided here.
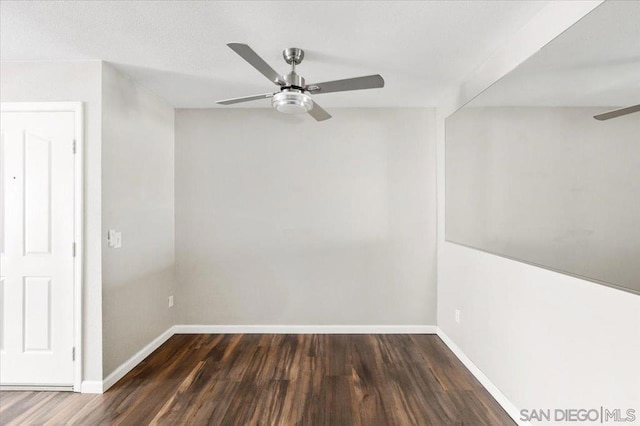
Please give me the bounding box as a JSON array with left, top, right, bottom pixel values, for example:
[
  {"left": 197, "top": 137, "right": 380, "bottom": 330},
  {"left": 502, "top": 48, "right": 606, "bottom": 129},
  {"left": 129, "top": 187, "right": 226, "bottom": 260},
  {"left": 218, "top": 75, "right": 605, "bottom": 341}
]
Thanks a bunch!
[{"left": 281, "top": 48, "right": 305, "bottom": 90}]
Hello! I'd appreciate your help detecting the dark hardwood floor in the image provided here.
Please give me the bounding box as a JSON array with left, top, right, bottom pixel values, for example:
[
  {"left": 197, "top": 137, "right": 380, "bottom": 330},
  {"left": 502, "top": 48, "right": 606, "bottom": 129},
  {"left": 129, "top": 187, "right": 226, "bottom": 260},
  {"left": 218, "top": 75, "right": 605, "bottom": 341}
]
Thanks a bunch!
[{"left": 0, "top": 334, "right": 514, "bottom": 425}]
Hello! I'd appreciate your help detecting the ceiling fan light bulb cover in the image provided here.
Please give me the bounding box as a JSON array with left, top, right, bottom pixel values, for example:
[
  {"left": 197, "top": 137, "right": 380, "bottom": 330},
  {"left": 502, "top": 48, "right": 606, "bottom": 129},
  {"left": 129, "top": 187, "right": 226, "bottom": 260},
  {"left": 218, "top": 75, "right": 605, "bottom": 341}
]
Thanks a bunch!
[{"left": 272, "top": 91, "right": 313, "bottom": 114}]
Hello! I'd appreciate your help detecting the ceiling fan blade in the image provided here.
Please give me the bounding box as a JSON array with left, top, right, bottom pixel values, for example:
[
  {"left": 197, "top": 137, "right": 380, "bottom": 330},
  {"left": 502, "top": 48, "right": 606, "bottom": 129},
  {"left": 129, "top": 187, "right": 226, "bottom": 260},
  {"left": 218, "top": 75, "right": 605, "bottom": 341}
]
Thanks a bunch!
[
  {"left": 593, "top": 104, "right": 640, "bottom": 121},
  {"left": 308, "top": 101, "right": 332, "bottom": 121},
  {"left": 227, "top": 43, "right": 284, "bottom": 85},
  {"left": 306, "top": 74, "right": 384, "bottom": 95},
  {"left": 216, "top": 93, "right": 274, "bottom": 105}
]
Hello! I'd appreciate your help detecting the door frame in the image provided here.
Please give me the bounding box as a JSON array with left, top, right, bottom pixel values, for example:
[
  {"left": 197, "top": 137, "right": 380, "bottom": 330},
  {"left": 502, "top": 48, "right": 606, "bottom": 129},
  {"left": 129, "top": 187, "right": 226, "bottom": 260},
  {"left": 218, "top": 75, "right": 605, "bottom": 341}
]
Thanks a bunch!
[{"left": 1, "top": 102, "right": 84, "bottom": 391}]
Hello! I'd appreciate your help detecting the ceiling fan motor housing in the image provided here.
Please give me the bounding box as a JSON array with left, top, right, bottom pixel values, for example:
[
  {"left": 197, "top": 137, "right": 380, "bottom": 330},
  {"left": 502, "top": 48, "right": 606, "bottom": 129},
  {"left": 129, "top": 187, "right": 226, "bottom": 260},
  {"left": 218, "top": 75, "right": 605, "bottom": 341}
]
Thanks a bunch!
[{"left": 283, "top": 71, "right": 305, "bottom": 88}]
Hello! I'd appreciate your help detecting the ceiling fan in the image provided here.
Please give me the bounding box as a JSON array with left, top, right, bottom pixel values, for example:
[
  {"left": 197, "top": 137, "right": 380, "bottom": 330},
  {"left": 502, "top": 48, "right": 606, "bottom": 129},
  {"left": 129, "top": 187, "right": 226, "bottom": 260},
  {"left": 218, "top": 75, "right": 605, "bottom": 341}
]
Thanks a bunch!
[
  {"left": 216, "top": 43, "right": 385, "bottom": 121},
  {"left": 593, "top": 104, "right": 640, "bottom": 121}
]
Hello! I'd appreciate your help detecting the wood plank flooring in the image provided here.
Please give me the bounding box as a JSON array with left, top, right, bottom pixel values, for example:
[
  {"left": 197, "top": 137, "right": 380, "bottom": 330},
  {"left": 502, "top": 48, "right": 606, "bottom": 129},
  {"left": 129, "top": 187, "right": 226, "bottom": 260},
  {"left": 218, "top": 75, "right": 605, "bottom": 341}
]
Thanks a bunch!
[{"left": 0, "top": 334, "right": 515, "bottom": 425}]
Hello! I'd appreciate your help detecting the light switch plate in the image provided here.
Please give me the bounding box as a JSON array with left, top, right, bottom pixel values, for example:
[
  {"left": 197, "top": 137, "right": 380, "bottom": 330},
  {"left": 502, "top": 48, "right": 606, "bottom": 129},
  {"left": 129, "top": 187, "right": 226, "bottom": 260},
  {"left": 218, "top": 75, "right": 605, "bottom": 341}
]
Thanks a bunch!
[{"left": 108, "top": 229, "right": 122, "bottom": 249}]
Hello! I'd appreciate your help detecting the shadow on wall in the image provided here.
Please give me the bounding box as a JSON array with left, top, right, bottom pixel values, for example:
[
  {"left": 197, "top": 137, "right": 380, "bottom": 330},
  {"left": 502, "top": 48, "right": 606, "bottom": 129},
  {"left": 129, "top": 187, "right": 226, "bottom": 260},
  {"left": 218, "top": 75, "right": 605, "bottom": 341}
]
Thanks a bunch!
[{"left": 102, "top": 264, "right": 175, "bottom": 376}]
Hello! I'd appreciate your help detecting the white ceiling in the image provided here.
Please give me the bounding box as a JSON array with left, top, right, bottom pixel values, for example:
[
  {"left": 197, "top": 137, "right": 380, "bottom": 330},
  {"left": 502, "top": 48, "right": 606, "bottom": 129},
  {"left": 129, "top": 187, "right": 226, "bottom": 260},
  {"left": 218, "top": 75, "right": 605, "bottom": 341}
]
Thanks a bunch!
[
  {"left": 1, "top": 1, "right": 551, "bottom": 108},
  {"left": 470, "top": 1, "right": 640, "bottom": 107}
]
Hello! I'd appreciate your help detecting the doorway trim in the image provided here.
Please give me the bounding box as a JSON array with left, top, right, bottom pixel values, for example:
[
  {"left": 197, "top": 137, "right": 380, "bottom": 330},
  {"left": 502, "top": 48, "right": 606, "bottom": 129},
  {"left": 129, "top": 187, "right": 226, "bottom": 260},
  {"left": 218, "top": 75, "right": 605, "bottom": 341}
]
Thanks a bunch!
[{"left": 1, "top": 102, "right": 84, "bottom": 391}]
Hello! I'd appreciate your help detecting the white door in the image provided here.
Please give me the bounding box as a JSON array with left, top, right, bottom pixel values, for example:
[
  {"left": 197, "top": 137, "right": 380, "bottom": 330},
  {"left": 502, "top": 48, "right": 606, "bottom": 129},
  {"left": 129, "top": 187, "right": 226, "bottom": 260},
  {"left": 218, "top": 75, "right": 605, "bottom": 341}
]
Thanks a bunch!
[{"left": 0, "top": 109, "right": 76, "bottom": 388}]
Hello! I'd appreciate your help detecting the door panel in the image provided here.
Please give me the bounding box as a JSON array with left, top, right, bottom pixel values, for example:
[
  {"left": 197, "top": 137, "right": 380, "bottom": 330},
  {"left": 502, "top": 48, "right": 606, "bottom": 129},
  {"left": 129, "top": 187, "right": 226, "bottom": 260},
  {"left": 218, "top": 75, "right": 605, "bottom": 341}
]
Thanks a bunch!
[
  {"left": 24, "top": 132, "right": 53, "bottom": 255},
  {"left": 0, "top": 110, "right": 75, "bottom": 386},
  {"left": 23, "top": 276, "right": 52, "bottom": 352}
]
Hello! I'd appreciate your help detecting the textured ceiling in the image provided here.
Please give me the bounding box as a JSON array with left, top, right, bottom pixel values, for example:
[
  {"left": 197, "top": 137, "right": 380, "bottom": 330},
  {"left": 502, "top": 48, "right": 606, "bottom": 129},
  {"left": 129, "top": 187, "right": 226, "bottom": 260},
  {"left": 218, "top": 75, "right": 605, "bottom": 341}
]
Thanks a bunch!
[
  {"left": 1, "top": 1, "right": 551, "bottom": 108},
  {"left": 471, "top": 0, "right": 640, "bottom": 107}
]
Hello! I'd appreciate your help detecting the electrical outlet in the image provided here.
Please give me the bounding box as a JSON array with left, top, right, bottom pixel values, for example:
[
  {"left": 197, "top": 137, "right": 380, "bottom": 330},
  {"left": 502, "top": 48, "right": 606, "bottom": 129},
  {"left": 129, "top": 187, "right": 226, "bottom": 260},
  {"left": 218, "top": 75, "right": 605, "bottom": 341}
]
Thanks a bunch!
[
  {"left": 455, "top": 309, "right": 461, "bottom": 324},
  {"left": 168, "top": 295, "right": 174, "bottom": 308}
]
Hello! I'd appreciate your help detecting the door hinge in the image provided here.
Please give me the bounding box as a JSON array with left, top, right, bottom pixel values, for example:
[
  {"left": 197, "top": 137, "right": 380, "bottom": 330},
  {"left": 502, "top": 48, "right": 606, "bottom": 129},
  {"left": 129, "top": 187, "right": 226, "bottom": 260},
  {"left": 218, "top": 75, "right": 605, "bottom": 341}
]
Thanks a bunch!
[
  {"left": 72, "top": 347, "right": 76, "bottom": 361},
  {"left": 72, "top": 139, "right": 77, "bottom": 154},
  {"left": 72, "top": 242, "right": 76, "bottom": 257}
]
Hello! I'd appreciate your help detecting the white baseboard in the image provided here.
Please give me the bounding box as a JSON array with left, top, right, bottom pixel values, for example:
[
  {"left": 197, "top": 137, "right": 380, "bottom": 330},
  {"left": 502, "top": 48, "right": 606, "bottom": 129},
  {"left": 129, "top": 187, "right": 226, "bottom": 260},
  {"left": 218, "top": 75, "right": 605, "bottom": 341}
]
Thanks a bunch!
[
  {"left": 173, "top": 324, "right": 438, "bottom": 334},
  {"left": 80, "top": 380, "right": 103, "bottom": 394},
  {"left": 95, "top": 326, "right": 174, "bottom": 393},
  {"left": 436, "top": 328, "right": 528, "bottom": 426}
]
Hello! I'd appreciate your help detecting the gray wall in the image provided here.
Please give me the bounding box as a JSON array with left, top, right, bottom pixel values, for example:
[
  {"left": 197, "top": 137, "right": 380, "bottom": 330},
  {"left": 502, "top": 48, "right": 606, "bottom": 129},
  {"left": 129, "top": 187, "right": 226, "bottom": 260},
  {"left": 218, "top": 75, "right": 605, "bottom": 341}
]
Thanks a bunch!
[
  {"left": 175, "top": 108, "right": 437, "bottom": 326},
  {"left": 101, "top": 63, "right": 175, "bottom": 377},
  {"left": 1, "top": 60, "right": 104, "bottom": 382}
]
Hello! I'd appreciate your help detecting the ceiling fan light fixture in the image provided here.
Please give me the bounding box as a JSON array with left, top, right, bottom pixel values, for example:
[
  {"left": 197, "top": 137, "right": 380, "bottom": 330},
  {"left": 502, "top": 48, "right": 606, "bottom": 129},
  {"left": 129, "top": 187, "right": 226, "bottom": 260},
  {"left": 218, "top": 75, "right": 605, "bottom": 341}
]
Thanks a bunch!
[{"left": 271, "top": 90, "right": 313, "bottom": 114}]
